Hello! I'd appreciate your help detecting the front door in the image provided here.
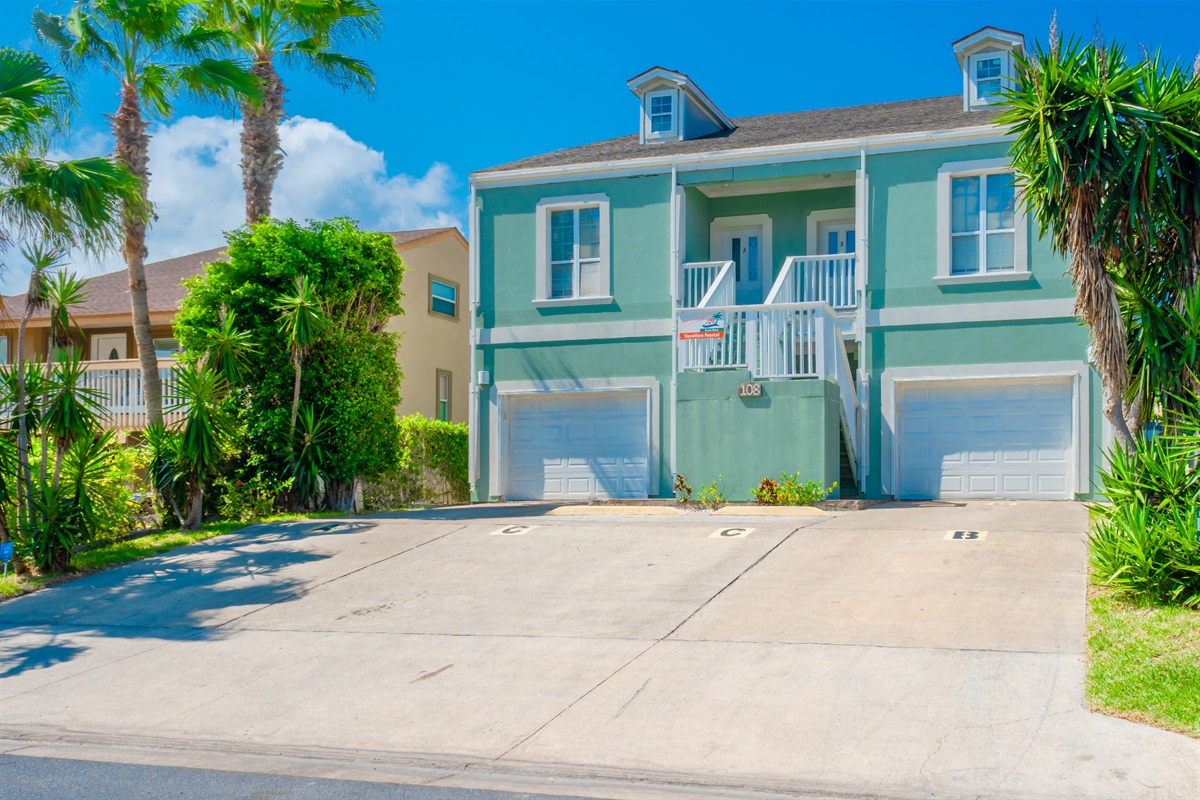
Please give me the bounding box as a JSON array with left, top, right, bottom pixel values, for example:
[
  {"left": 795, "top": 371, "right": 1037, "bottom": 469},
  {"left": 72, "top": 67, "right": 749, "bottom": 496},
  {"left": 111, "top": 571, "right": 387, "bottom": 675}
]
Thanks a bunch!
[
  {"left": 91, "top": 333, "right": 127, "bottom": 361},
  {"left": 818, "top": 221, "right": 856, "bottom": 255},
  {"left": 723, "top": 228, "right": 763, "bottom": 305}
]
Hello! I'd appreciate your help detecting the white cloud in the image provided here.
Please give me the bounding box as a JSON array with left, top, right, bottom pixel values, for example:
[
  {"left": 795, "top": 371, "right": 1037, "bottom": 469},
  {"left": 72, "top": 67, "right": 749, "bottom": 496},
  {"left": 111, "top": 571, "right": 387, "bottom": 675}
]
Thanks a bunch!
[{"left": 4, "top": 116, "right": 462, "bottom": 293}]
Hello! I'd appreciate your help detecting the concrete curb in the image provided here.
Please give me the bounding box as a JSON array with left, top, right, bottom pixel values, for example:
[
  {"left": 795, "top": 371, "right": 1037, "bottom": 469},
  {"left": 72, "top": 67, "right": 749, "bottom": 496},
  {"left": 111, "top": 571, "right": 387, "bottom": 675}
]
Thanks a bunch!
[
  {"left": 546, "top": 506, "right": 685, "bottom": 516},
  {"left": 713, "top": 505, "right": 828, "bottom": 516}
]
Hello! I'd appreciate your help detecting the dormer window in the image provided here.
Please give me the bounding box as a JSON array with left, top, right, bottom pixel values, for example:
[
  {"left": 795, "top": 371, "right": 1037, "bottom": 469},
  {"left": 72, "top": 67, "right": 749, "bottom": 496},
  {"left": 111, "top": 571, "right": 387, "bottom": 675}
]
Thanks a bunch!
[
  {"left": 952, "top": 26, "right": 1024, "bottom": 112},
  {"left": 973, "top": 54, "right": 1004, "bottom": 98},
  {"left": 627, "top": 67, "right": 734, "bottom": 145},
  {"left": 644, "top": 89, "right": 678, "bottom": 141}
]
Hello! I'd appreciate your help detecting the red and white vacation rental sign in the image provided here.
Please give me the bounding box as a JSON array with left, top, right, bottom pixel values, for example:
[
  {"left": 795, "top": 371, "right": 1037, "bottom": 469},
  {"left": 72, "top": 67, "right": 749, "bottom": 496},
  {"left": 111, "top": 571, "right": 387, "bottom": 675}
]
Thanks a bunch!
[{"left": 678, "top": 310, "right": 726, "bottom": 340}]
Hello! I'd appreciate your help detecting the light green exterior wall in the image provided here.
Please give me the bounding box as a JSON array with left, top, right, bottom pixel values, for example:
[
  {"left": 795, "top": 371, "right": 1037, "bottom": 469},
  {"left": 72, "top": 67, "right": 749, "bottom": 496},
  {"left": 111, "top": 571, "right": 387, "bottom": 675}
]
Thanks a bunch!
[
  {"left": 864, "top": 143, "right": 1073, "bottom": 310},
  {"left": 477, "top": 174, "right": 672, "bottom": 330},
  {"left": 677, "top": 370, "right": 841, "bottom": 502},
  {"left": 474, "top": 141, "right": 1099, "bottom": 503}
]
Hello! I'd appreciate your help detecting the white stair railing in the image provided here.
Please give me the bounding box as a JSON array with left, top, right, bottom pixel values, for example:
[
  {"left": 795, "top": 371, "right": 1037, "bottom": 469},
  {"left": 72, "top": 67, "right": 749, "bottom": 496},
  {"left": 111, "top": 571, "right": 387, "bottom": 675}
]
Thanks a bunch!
[
  {"left": 766, "top": 254, "right": 858, "bottom": 310},
  {"left": 679, "top": 260, "right": 733, "bottom": 308}
]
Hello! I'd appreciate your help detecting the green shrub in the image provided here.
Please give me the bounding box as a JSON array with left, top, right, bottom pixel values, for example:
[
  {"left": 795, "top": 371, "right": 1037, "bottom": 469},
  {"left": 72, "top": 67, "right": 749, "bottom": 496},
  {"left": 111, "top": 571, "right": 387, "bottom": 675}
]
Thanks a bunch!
[
  {"left": 1090, "top": 430, "right": 1200, "bottom": 607},
  {"left": 214, "top": 458, "right": 294, "bottom": 523},
  {"left": 696, "top": 476, "right": 727, "bottom": 510},
  {"left": 751, "top": 472, "right": 835, "bottom": 505},
  {"left": 363, "top": 414, "right": 468, "bottom": 510}
]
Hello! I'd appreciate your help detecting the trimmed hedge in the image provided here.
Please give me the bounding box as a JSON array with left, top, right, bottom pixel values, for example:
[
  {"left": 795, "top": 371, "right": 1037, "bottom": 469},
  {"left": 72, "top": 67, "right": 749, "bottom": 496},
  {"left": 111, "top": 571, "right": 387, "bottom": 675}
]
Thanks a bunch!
[{"left": 364, "top": 415, "right": 469, "bottom": 510}]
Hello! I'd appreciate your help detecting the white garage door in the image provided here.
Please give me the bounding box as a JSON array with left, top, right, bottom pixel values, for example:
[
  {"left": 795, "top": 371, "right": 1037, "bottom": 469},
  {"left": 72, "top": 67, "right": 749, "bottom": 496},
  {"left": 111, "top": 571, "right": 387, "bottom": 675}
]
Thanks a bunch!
[
  {"left": 507, "top": 392, "right": 650, "bottom": 500},
  {"left": 897, "top": 377, "right": 1074, "bottom": 500}
]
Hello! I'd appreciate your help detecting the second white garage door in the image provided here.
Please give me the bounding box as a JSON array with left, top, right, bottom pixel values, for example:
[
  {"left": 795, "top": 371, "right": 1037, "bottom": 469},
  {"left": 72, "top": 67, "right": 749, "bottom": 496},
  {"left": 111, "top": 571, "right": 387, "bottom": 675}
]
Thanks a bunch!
[
  {"left": 507, "top": 391, "right": 650, "bottom": 501},
  {"left": 896, "top": 377, "right": 1075, "bottom": 500}
]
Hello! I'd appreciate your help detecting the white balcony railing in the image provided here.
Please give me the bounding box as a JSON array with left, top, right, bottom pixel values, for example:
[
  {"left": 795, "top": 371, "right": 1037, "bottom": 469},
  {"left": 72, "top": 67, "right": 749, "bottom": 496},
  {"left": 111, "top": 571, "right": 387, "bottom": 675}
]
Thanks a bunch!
[
  {"left": 81, "top": 359, "right": 182, "bottom": 430},
  {"left": 679, "top": 260, "right": 733, "bottom": 308},
  {"left": 766, "top": 254, "right": 858, "bottom": 310}
]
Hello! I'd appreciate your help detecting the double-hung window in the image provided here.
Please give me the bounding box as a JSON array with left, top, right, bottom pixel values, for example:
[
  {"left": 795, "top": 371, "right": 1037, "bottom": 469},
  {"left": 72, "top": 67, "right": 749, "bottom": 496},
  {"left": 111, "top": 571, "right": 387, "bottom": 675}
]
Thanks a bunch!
[
  {"left": 436, "top": 370, "right": 451, "bottom": 422},
  {"left": 550, "top": 206, "right": 601, "bottom": 299},
  {"left": 430, "top": 277, "right": 458, "bottom": 318},
  {"left": 936, "top": 159, "right": 1028, "bottom": 283},
  {"left": 643, "top": 89, "right": 678, "bottom": 141},
  {"left": 951, "top": 172, "right": 1015, "bottom": 274},
  {"left": 535, "top": 194, "right": 612, "bottom": 305},
  {"left": 967, "top": 51, "right": 1009, "bottom": 107}
]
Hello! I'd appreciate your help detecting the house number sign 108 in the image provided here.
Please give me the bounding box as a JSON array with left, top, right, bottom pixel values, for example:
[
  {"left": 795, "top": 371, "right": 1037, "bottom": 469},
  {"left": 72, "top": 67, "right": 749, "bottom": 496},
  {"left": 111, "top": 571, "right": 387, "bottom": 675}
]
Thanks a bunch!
[{"left": 737, "top": 382, "right": 762, "bottom": 398}]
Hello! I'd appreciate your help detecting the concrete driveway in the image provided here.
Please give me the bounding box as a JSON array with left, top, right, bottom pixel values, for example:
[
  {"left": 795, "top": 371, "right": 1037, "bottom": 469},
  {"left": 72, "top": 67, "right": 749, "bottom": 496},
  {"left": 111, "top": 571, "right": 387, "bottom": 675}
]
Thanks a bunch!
[{"left": 1, "top": 503, "right": 1197, "bottom": 799}]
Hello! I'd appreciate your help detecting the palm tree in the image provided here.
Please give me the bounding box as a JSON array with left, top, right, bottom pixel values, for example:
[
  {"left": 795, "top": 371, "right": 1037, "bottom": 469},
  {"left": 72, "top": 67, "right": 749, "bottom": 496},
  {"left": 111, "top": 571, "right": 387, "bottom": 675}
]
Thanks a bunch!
[
  {"left": 273, "top": 275, "right": 326, "bottom": 433},
  {"left": 34, "top": 1, "right": 260, "bottom": 429},
  {"left": 999, "top": 38, "right": 1156, "bottom": 447},
  {"left": 203, "top": 0, "right": 381, "bottom": 223},
  {"left": 0, "top": 47, "right": 137, "bottom": 264}
]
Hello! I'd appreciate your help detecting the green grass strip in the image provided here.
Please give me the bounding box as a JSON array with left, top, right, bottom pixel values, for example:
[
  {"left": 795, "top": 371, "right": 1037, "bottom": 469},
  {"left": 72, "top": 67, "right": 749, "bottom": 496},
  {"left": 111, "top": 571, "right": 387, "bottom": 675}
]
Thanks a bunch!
[{"left": 1087, "top": 589, "right": 1200, "bottom": 738}]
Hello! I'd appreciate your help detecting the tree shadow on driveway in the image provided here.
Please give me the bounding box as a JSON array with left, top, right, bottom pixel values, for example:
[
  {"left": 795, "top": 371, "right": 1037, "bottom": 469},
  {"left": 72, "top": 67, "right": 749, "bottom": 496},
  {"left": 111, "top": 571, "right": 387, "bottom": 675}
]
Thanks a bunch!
[{"left": 0, "top": 521, "right": 378, "bottom": 679}]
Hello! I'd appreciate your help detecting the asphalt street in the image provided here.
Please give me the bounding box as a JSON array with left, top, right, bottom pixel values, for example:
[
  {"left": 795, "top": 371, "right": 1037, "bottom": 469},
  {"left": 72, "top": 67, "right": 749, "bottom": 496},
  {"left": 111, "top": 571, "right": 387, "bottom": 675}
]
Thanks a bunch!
[{"left": 0, "top": 754, "right": 593, "bottom": 800}]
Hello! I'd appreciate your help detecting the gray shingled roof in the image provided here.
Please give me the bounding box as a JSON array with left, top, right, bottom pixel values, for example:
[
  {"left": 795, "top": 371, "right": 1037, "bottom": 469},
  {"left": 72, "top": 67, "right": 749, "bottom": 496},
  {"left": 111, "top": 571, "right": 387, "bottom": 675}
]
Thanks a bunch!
[
  {"left": 479, "top": 95, "right": 1002, "bottom": 174},
  {"left": 2, "top": 228, "right": 460, "bottom": 321}
]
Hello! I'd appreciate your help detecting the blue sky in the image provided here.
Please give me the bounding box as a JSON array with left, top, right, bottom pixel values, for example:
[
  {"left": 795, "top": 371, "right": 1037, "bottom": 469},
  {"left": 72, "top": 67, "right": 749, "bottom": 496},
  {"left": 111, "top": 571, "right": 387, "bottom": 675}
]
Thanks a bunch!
[{"left": 1, "top": 0, "right": 1198, "bottom": 289}]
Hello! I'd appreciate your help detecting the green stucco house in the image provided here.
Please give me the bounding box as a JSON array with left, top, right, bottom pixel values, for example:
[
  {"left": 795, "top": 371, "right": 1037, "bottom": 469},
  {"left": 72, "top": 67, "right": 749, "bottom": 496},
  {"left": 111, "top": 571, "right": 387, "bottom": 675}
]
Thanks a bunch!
[{"left": 465, "top": 26, "right": 1107, "bottom": 503}]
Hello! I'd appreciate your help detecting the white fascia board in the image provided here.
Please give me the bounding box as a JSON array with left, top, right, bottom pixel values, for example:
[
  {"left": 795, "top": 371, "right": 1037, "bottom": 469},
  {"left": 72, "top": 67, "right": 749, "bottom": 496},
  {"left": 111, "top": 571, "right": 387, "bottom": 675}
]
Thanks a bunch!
[{"left": 471, "top": 125, "right": 1010, "bottom": 188}]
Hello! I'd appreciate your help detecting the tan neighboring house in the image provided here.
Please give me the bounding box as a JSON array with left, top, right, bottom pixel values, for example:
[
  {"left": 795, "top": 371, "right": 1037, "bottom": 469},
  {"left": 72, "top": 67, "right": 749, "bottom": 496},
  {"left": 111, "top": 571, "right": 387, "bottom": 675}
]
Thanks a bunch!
[{"left": 0, "top": 227, "right": 469, "bottom": 428}]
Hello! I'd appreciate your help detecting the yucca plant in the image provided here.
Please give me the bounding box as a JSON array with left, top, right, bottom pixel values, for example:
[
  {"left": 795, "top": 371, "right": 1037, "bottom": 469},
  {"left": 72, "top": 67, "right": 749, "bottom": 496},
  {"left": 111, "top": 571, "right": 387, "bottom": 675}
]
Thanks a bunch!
[
  {"left": 273, "top": 274, "right": 326, "bottom": 433},
  {"left": 167, "top": 363, "right": 233, "bottom": 529},
  {"left": 143, "top": 421, "right": 187, "bottom": 528},
  {"left": 285, "top": 403, "right": 328, "bottom": 506},
  {"left": 41, "top": 351, "right": 104, "bottom": 488},
  {"left": 202, "top": 309, "right": 257, "bottom": 384},
  {"left": 1089, "top": 502, "right": 1200, "bottom": 607},
  {"left": 24, "top": 429, "right": 115, "bottom": 572}
]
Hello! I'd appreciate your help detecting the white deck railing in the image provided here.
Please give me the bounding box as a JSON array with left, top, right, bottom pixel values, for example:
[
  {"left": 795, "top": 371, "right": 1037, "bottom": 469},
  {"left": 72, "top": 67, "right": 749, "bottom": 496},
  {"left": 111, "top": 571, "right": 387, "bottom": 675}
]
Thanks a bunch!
[
  {"left": 679, "top": 260, "right": 733, "bottom": 308},
  {"left": 81, "top": 359, "right": 182, "bottom": 430},
  {"left": 766, "top": 254, "right": 858, "bottom": 310},
  {"left": 675, "top": 301, "right": 859, "bottom": 475}
]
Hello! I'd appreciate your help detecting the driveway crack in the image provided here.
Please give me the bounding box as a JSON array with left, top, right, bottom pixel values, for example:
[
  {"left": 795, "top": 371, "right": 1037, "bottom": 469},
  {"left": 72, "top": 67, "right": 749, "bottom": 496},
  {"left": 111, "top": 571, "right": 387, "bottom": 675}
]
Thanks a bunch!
[{"left": 493, "top": 526, "right": 801, "bottom": 761}]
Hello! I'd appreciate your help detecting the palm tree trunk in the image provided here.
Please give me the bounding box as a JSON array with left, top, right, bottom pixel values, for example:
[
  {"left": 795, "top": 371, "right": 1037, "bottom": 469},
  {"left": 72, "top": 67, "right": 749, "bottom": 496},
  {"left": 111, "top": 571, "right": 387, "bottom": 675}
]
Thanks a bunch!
[
  {"left": 1067, "top": 185, "right": 1133, "bottom": 448},
  {"left": 241, "top": 52, "right": 285, "bottom": 225},
  {"left": 39, "top": 351, "right": 51, "bottom": 486},
  {"left": 290, "top": 348, "right": 301, "bottom": 432},
  {"left": 15, "top": 308, "right": 33, "bottom": 523},
  {"left": 112, "top": 81, "right": 163, "bottom": 427}
]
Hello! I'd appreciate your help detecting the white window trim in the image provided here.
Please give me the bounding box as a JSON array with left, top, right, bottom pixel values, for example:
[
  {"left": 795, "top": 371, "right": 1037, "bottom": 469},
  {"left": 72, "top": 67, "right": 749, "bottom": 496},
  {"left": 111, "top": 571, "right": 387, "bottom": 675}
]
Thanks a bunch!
[
  {"left": 642, "top": 88, "right": 680, "bottom": 143},
  {"left": 936, "top": 158, "right": 1029, "bottom": 285},
  {"left": 966, "top": 50, "right": 1010, "bottom": 109},
  {"left": 534, "top": 193, "right": 612, "bottom": 306}
]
